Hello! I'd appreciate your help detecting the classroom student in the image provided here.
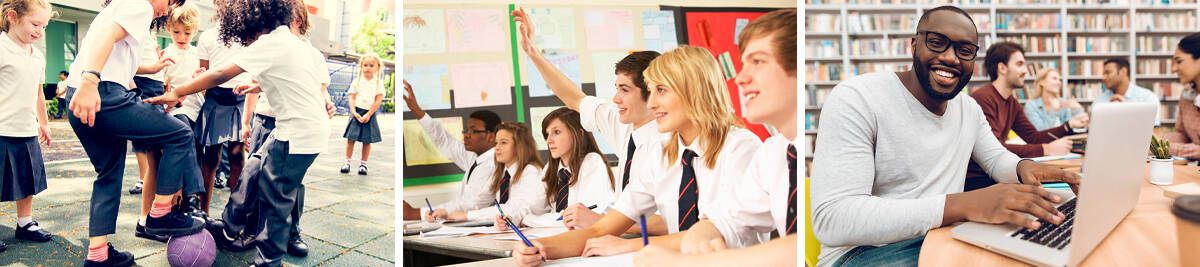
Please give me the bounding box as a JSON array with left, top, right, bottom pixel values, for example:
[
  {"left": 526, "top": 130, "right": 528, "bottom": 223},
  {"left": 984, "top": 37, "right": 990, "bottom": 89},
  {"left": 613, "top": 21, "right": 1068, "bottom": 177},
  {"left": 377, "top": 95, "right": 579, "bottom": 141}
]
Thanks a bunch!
[
  {"left": 402, "top": 81, "right": 506, "bottom": 221},
  {"left": 342, "top": 54, "right": 385, "bottom": 176},
  {"left": 810, "top": 6, "right": 1081, "bottom": 266},
  {"left": 146, "top": 0, "right": 330, "bottom": 265},
  {"left": 633, "top": 8, "right": 798, "bottom": 266},
  {"left": 1096, "top": 57, "right": 1162, "bottom": 124},
  {"left": 965, "top": 41, "right": 1088, "bottom": 191},
  {"left": 1160, "top": 33, "right": 1200, "bottom": 158},
  {"left": 132, "top": 1, "right": 204, "bottom": 243},
  {"left": 0, "top": 0, "right": 56, "bottom": 253},
  {"left": 195, "top": 3, "right": 253, "bottom": 194},
  {"left": 511, "top": 7, "right": 667, "bottom": 234},
  {"left": 1024, "top": 68, "right": 1084, "bottom": 131},
  {"left": 493, "top": 108, "right": 616, "bottom": 229},
  {"left": 64, "top": 0, "right": 204, "bottom": 265},
  {"left": 424, "top": 121, "right": 545, "bottom": 222},
  {"left": 509, "top": 46, "right": 764, "bottom": 266},
  {"left": 128, "top": 26, "right": 173, "bottom": 197}
]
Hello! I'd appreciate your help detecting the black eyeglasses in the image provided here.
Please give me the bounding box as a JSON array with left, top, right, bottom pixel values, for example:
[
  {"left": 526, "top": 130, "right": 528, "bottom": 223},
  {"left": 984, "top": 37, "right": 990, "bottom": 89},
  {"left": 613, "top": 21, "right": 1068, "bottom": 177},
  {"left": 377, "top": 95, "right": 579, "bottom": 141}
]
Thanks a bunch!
[
  {"left": 918, "top": 30, "right": 980, "bottom": 61},
  {"left": 462, "top": 129, "right": 489, "bottom": 135}
]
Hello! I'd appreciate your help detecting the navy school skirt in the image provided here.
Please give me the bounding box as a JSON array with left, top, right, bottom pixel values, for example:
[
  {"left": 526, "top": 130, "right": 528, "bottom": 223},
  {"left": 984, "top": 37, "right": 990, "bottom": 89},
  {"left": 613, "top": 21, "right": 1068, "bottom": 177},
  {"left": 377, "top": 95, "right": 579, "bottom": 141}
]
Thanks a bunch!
[
  {"left": 0, "top": 136, "right": 46, "bottom": 202},
  {"left": 343, "top": 108, "right": 381, "bottom": 143}
]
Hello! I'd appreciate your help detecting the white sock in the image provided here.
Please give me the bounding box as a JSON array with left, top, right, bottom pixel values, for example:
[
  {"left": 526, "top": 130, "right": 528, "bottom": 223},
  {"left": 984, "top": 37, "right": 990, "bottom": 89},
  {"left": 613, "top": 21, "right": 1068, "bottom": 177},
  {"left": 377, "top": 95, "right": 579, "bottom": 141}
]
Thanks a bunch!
[
  {"left": 17, "top": 217, "right": 40, "bottom": 230},
  {"left": 138, "top": 217, "right": 146, "bottom": 226},
  {"left": 345, "top": 158, "right": 352, "bottom": 164},
  {"left": 360, "top": 160, "right": 367, "bottom": 166}
]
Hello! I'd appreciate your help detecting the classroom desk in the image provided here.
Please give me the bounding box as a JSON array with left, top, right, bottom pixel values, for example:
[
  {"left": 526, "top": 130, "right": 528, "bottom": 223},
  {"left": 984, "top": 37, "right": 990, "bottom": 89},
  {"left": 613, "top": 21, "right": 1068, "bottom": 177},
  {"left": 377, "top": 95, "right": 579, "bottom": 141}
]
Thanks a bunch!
[
  {"left": 918, "top": 162, "right": 1197, "bottom": 266},
  {"left": 404, "top": 227, "right": 572, "bottom": 266}
]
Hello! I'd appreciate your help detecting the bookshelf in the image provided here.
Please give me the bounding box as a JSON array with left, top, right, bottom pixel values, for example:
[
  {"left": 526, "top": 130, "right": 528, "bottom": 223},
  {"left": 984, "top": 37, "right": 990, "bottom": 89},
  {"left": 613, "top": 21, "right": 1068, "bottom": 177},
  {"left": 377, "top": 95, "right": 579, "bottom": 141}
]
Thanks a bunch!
[{"left": 804, "top": 0, "right": 1200, "bottom": 175}]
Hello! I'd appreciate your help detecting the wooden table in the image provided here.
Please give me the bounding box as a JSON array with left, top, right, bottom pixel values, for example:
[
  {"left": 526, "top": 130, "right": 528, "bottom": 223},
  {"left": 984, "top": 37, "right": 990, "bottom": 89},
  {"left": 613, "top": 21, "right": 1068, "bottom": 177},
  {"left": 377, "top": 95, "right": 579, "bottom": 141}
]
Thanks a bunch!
[
  {"left": 403, "top": 227, "right": 570, "bottom": 266},
  {"left": 919, "top": 162, "right": 1198, "bottom": 266}
]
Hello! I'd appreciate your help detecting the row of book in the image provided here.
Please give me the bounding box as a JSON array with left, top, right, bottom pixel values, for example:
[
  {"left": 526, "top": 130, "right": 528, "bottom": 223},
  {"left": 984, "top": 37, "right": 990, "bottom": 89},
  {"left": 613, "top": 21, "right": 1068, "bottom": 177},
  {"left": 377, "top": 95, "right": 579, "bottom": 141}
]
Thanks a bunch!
[
  {"left": 1138, "top": 58, "right": 1175, "bottom": 75},
  {"left": 1027, "top": 60, "right": 1062, "bottom": 77},
  {"left": 807, "top": 62, "right": 846, "bottom": 82},
  {"left": 1001, "top": 35, "right": 1063, "bottom": 53},
  {"left": 1137, "top": 35, "right": 1185, "bottom": 53},
  {"left": 1067, "top": 13, "right": 1129, "bottom": 31},
  {"left": 807, "top": 39, "right": 843, "bottom": 58},
  {"left": 849, "top": 38, "right": 913, "bottom": 57},
  {"left": 1148, "top": 82, "right": 1188, "bottom": 98},
  {"left": 1066, "top": 81, "right": 1106, "bottom": 99},
  {"left": 1067, "top": 36, "right": 1128, "bottom": 53},
  {"left": 1067, "top": 59, "right": 1107, "bottom": 76},
  {"left": 807, "top": 85, "right": 830, "bottom": 108},
  {"left": 1135, "top": 13, "right": 1198, "bottom": 31},
  {"left": 997, "top": 13, "right": 1063, "bottom": 31},
  {"left": 846, "top": 12, "right": 917, "bottom": 33},
  {"left": 807, "top": 13, "right": 841, "bottom": 33}
]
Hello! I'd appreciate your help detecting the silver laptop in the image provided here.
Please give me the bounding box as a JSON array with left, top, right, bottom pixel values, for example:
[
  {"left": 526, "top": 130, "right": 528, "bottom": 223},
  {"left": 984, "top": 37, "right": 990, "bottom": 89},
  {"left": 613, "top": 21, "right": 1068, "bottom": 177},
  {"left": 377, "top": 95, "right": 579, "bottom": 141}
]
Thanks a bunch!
[{"left": 951, "top": 102, "right": 1158, "bottom": 267}]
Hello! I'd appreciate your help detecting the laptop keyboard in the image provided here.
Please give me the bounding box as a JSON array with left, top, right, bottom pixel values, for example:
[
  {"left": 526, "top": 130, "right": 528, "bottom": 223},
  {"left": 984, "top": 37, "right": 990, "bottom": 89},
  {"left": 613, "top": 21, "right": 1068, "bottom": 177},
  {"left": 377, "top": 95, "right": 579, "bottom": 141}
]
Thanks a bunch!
[{"left": 1008, "top": 197, "right": 1077, "bottom": 250}]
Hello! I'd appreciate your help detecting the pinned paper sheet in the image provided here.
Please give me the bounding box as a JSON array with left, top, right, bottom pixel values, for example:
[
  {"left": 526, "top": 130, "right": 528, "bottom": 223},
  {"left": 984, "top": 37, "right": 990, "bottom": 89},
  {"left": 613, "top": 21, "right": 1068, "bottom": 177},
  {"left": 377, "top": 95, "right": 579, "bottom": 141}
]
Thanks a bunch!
[
  {"left": 403, "top": 9, "right": 447, "bottom": 54},
  {"left": 527, "top": 53, "right": 582, "bottom": 98},
  {"left": 451, "top": 62, "right": 512, "bottom": 108},
  {"left": 446, "top": 9, "right": 507, "bottom": 52},
  {"left": 528, "top": 8, "right": 577, "bottom": 50},
  {"left": 591, "top": 52, "right": 628, "bottom": 101},
  {"left": 403, "top": 117, "right": 463, "bottom": 166},
  {"left": 403, "top": 65, "right": 452, "bottom": 110},
  {"left": 718, "top": 51, "right": 736, "bottom": 80},
  {"left": 584, "top": 9, "right": 635, "bottom": 50},
  {"left": 641, "top": 11, "right": 678, "bottom": 53},
  {"left": 734, "top": 18, "right": 749, "bottom": 45}
]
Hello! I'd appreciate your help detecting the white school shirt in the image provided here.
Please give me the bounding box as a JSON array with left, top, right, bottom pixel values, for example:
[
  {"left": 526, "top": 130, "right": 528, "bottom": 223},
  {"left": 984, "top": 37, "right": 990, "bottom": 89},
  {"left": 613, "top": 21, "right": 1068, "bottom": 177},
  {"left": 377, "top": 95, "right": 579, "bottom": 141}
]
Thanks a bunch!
[
  {"left": 416, "top": 113, "right": 498, "bottom": 213},
  {"left": 704, "top": 135, "right": 798, "bottom": 249},
  {"left": 578, "top": 96, "right": 667, "bottom": 193},
  {"left": 348, "top": 75, "right": 383, "bottom": 110},
  {"left": 255, "top": 39, "right": 328, "bottom": 118},
  {"left": 66, "top": 0, "right": 153, "bottom": 90},
  {"left": 233, "top": 26, "right": 329, "bottom": 154},
  {"left": 164, "top": 44, "right": 203, "bottom": 120},
  {"left": 0, "top": 32, "right": 45, "bottom": 137},
  {"left": 612, "top": 128, "right": 766, "bottom": 244},
  {"left": 196, "top": 25, "right": 251, "bottom": 88},
  {"left": 517, "top": 153, "right": 618, "bottom": 227},
  {"left": 134, "top": 31, "right": 164, "bottom": 81},
  {"left": 464, "top": 163, "right": 544, "bottom": 221}
]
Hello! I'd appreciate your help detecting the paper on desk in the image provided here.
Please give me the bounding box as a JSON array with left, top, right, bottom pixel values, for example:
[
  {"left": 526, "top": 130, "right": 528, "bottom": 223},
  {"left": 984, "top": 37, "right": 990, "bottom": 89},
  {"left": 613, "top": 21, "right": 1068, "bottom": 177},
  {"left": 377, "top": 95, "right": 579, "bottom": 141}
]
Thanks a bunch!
[
  {"left": 1027, "top": 153, "right": 1081, "bottom": 162},
  {"left": 493, "top": 227, "right": 570, "bottom": 241},
  {"left": 523, "top": 212, "right": 565, "bottom": 228},
  {"left": 543, "top": 253, "right": 633, "bottom": 266},
  {"left": 419, "top": 226, "right": 507, "bottom": 239}
]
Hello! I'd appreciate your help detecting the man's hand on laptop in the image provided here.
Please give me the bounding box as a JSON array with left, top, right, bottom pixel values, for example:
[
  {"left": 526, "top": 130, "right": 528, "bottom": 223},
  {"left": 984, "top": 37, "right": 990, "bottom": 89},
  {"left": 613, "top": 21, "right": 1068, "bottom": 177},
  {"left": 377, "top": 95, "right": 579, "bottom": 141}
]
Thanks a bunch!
[
  {"left": 944, "top": 161, "right": 1081, "bottom": 230},
  {"left": 1016, "top": 159, "right": 1082, "bottom": 194}
]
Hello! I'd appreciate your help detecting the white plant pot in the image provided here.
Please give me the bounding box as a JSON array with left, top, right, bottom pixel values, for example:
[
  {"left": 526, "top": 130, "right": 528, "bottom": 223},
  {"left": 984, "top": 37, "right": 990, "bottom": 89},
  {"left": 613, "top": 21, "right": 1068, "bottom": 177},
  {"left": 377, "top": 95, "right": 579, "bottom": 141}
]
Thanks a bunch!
[{"left": 1150, "top": 158, "right": 1175, "bottom": 185}]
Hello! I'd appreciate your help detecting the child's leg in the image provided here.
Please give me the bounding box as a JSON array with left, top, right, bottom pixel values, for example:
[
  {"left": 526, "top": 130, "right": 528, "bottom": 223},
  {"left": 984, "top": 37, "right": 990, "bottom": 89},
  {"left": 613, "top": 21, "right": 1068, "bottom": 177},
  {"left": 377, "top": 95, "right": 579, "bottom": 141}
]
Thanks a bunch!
[
  {"left": 139, "top": 150, "right": 159, "bottom": 217},
  {"left": 345, "top": 139, "right": 356, "bottom": 161},
  {"left": 200, "top": 145, "right": 221, "bottom": 213},
  {"left": 228, "top": 142, "right": 245, "bottom": 190},
  {"left": 68, "top": 116, "right": 128, "bottom": 240},
  {"left": 16, "top": 195, "right": 31, "bottom": 218},
  {"left": 360, "top": 143, "right": 371, "bottom": 162},
  {"left": 253, "top": 140, "right": 318, "bottom": 265},
  {"left": 135, "top": 151, "right": 148, "bottom": 186}
]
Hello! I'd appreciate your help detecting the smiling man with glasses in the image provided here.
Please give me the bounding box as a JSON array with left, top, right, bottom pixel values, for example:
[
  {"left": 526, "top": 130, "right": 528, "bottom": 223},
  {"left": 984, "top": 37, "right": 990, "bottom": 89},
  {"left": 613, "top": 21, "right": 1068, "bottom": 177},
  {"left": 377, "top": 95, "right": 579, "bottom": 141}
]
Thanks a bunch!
[{"left": 811, "top": 6, "right": 1081, "bottom": 266}]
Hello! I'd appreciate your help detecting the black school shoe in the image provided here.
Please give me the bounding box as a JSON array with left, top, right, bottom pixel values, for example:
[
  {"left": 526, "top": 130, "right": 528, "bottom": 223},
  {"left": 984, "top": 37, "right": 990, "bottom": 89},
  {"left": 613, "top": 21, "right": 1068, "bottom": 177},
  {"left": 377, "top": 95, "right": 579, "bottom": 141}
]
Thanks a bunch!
[
  {"left": 134, "top": 223, "right": 169, "bottom": 243},
  {"left": 82, "top": 243, "right": 135, "bottom": 267},
  {"left": 357, "top": 165, "right": 368, "bottom": 175},
  {"left": 143, "top": 207, "right": 203, "bottom": 237},
  {"left": 15, "top": 221, "right": 53, "bottom": 242},
  {"left": 287, "top": 236, "right": 309, "bottom": 257},
  {"left": 340, "top": 163, "right": 351, "bottom": 173},
  {"left": 208, "top": 221, "right": 254, "bottom": 252},
  {"left": 214, "top": 175, "right": 227, "bottom": 189},
  {"left": 128, "top": 181, "right": 142, "bottom": 194},
  {"left": 0, "top": 240, "right": 6, "bottom": 253}
]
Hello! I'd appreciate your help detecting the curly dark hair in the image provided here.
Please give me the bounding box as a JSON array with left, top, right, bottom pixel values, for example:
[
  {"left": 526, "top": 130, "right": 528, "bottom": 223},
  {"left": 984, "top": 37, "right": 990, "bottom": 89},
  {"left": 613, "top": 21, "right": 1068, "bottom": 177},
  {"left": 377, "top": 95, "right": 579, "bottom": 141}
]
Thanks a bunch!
[{"left": 213, "top": 0, "right": 295, "bottom": 46}]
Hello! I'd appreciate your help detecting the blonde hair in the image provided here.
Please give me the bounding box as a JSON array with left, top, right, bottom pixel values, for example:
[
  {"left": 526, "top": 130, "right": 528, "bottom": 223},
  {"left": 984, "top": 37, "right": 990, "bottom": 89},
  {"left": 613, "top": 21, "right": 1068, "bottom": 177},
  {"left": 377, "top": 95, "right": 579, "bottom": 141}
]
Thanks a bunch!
[
  {"left": 0, "top": 0, "right": 53, "bottom": 33},
  {"left": 489, "top": 122, "right": 544, "bottom": 195},
  {"left": 165, "top": 2, "right": 199, "bottom": 31},
  {"left": 358, "top": 53, "right": 382, "bottom": 76},
  {"left": 1029, "top": 68, "right": 1061, "bottom": 99},
  {"left": 292, "top": 0, "right": 311, "bottom": 34},
  {"left": 644, "top": 46, "right": 744, "bottom": 169}
]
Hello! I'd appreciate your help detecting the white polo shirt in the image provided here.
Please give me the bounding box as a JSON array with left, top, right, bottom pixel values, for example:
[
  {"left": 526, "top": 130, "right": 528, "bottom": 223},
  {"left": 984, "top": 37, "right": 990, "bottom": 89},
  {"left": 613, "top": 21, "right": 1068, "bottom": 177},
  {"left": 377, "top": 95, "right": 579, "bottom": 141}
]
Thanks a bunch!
[
  {"left": 256, "top": 39, "right": 328, "bottom": 118},
  {"left": 0, "top": 32, "right": 45, "bottom": 137},
  {"left": 348, "top": 75, "right": 383, "bottom": 110},
  {"left": 233, "top": 26, "right": 329, "bottom": 154},
  {"left": 164, "top": 44, "right": 203, "bottom": 120},
  {"left": 197, "top": 25, "right": 251, "bottom": 88},
  {"left": 578, "top": 96, "right": 667, "bottom": 193},
  {"left": 612, "top": 127, "right": 766, "bottom": 246},
  {"left": 705, "top": 134, "right": 798, "bottom": 248},
  {"left": 66, "top": 0, "right": 152, "bottom": 90},
  {"left": 416, "top": 113, "right": 499, "bottom": 214},
  {"left": 134, "top": 31, "right": 164, "bottom": 81},
  {"left": 464, "top": 163, "right": 544, "bottom": 221},
  {"left": 517, "top": 153, "right": 617, "bottom": 227}
]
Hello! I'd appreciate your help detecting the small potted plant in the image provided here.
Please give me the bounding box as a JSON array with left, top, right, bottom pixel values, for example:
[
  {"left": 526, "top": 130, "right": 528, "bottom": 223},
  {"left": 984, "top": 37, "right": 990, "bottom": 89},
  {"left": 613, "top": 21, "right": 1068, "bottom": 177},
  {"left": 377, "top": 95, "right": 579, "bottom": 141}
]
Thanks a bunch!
[{"left": 1150, "top": 136, "right": 1174, "bottom": 185}]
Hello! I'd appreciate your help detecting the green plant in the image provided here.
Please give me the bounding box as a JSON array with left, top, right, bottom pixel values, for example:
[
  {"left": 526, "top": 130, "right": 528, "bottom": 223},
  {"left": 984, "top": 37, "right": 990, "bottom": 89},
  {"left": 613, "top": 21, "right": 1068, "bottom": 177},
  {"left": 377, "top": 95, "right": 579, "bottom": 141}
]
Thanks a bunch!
[
  {"left": 1151, "top": 136, "right": 1171, "bottom": 159},
  {"left": 45, "top": 98, "right": 59, "bottom": 118},
  {"left": 352, "top": 8, "right": 395, "bottom": 61},
  {"left": 381, "top": 101, "right": 395, "bottom": 113}
]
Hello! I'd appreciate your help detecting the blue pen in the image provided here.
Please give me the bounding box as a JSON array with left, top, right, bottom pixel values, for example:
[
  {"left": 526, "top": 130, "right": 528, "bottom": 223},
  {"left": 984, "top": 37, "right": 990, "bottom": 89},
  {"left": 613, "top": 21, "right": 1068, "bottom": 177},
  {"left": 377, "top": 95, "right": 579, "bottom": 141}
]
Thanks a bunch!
[
  {"left": 425, "top": 198, "right": 434, "bottom": 217},
  {"left": 497, "top": 201, "right": 545, "bottom": 262},
  {"left": 639, "top": 215, "right": 648, "bottom": 246},
  {"left": 556, "top": 204, "right": 599, "bottom": 221}
]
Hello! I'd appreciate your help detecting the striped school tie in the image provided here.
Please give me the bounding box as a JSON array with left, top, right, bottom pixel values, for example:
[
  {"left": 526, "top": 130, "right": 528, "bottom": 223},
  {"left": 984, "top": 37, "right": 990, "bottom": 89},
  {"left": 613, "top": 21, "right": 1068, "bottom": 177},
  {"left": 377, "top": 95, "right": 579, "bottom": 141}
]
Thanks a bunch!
[
  {"left": 498, "top": 171, "right": 512, "bottom": 204},
  {"left": 787, "top": 144, "right": 798, "bottom": 235},
  {"left": 622, "top": 137, "right": 635, "bottom": 190},
  {"left": 555, "top": 169, "right": 571, "bottom": 212},
  {"left": 677, "top": 149, "right": 700, "bottom": 230},
  {"left": 466, "top": 161, "right": 479, "bottom": 183}
]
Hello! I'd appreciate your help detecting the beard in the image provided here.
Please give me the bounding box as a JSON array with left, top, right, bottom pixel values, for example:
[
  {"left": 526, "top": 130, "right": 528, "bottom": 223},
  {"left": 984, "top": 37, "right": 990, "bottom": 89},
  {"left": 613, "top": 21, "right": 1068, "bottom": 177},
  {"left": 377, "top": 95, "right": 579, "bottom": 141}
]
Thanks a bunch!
[{"left": 913, "top": 54, "right": 972, "bottom": 101}]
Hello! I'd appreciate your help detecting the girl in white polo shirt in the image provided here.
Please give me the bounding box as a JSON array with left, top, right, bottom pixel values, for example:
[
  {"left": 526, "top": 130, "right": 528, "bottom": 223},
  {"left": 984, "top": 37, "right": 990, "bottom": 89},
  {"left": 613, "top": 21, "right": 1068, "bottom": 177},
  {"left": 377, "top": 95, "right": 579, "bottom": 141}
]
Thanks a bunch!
[
  {"left": 0, "top": 0, "right": 56, "bottom": 252},
  {"left": 341, "top": 54, "right": 385, "bottom": 175}
]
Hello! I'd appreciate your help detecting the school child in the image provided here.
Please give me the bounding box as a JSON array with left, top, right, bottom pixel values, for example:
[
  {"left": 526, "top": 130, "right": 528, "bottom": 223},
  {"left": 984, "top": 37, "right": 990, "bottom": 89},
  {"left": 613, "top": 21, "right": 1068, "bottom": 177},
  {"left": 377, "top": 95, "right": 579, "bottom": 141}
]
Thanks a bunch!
[
  {"left": 509, "top": 46, "right": 765, "bottom": 266},
  {"left": 0, "top": 0, "right": 56, "bottom": 253},
  {"left": 342, "top": 54, "right": 385, "bottom": 175},
  {"left": 64, "top": 0, "right": 204, "bottom": 265},
  {"left": 194, "top": 3, "right": 253, "bottom": 196},
  {"left": 425, "top": 122, "right": 545, "bottom": 223},
  {"left": 636, "top": 9, "right": 799, "bottom": 266},
  {"left": 492, "top": 108, "right": 616, "bottom": 230},
  {"left": 145, "top": 0, "right": 331, "bottom": 265},
  {"left": 511, "top": 7, "right": 667, "bottom": 234},
  {"left": 128, "top": 27, "right": 173, "bottom": 196}
]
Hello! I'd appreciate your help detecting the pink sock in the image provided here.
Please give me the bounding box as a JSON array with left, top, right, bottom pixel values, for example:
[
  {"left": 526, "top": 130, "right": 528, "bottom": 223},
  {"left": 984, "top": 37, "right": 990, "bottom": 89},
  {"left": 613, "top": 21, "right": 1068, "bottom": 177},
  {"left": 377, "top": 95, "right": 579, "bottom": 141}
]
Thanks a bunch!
[
  {"left": 148, "top": 202, "right": 172, "bottom": 218},
  {"left": 87, "top": 243, "right": 108, "bottom": 262}
]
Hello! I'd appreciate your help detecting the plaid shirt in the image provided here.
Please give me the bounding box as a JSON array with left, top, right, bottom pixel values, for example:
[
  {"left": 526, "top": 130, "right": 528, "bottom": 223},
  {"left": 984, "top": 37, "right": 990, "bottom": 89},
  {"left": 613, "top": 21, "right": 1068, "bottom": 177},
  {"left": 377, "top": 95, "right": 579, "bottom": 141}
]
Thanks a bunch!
[{"left": 1163, "top": 92, "right": 1200, "bottom": 159}]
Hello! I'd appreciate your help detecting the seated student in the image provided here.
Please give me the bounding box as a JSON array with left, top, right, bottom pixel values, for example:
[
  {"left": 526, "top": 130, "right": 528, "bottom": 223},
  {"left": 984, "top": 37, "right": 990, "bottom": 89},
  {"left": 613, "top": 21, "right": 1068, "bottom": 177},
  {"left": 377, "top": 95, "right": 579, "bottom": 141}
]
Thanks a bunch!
[
  {"left": 633, "top": 9, "right": 800, "bottom": 266},
  {"left": 1024, "top": 68, "right": 1084, "bottom": 131},
  {"left": 493, "top": 108, "right": 616, "bottom": 229},
  {"left": 509, "top": 46, "right": 764, "bottom": 266},
  {"left": 965, "top": 42, "right": 1087, "bottom": 191},
  {"left": 1095, "top": 57, "right": 1161, "bottom": 124},
  {"left": 511, "top": 7, "right": 667, "bottom": 234},
  {"left": 426, "top": 122, "right": 545, "bottom": 222},
  {"left": 403, "top": 81, "right": 504, "bottom": 221},
  {"left": 810, "top": 6, "right": 1080, "bottom": 266},
  {"left": 1160, "top": 33, "right": 1200, "bottom": 158}
]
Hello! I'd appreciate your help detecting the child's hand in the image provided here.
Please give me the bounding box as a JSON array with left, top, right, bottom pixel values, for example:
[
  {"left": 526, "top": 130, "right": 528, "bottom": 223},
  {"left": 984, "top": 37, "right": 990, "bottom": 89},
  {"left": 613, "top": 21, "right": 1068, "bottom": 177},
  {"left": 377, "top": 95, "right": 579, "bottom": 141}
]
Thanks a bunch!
[
  {"left": 512, "top": 240, "right": 548, "bottom": 267},
  {"left": 494, "top": 214, "right": 510, "bottom": 232},
  {"left": 144, "top": 91, "right": 181, "bottom": 107},
  {"left": 150, "top": 56, "right": 175, "bottom": 73},
  {"left": 561, "top": 203, "right": 602, "bottom": 229},
  {"left": 38, "top": 124, "right": 51, "bottom": 145},
  {"left": 582, "top": 235, "right": 640, "bottom": 257},
  {"left": 325, "top": 99, "right": 336, "bottom": 118},
  {"left": 240, "top": 127, "right": 252, "bottom": 147},
  {"left": 424, "top": 209, "right": 448, "bottom": 222},
  {"left": 70, "top": 82, "right": 102, "bottom": 127},
  {"left": 233, "top": 83, "right": 261, "bottom": 95},
  {"left": 633, "top": 244, "right": 686, "bottom": 267}
]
